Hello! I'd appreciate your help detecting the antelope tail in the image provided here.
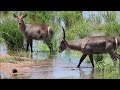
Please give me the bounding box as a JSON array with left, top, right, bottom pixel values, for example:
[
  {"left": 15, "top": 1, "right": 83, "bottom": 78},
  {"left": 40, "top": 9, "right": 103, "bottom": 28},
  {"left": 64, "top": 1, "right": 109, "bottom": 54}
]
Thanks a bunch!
[
  {"left": 48, "top": 26, "right": 54, "bottom": 38},
  {"left": 115, "top": 37, "right": 120, "bottom": 49}
]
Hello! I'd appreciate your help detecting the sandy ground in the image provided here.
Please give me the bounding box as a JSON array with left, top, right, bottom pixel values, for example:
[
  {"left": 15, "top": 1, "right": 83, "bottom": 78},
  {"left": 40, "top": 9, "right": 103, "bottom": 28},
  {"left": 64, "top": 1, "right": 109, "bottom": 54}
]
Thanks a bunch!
[
  {"left": 0, "top": 60, "right": 53, "bottom": 74},
  {"left": 0, "top": 54, "right": 33, "bottom": 75},
  {"left": 0, "top": 61, "right": 35, "bottom": 75},
  {"left": 0, "top": 54, "right": 53, "bottom": 78}
]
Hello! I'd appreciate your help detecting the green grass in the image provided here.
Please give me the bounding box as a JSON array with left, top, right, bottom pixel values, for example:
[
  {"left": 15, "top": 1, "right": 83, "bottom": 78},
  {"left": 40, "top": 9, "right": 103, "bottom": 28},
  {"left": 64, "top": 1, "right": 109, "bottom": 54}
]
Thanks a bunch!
[
  {"left": 0, "top": 56, "right": 31, "bottom": 62},
  {"left": 37, "top": 43, "right": 50, "bottom": 51},
  {"left": 0, "top": 51, "right": 50, "bottom": 63},
  {"left": 95, "top": 66, "right": 120, "bottom": 79},
  {"left": 94, "top": 56, "right": 120, "bottom": 79}
]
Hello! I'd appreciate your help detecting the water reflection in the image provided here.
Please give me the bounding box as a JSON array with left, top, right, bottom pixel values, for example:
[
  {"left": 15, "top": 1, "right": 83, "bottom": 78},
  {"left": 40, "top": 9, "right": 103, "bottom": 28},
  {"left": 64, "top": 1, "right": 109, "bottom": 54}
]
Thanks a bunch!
[
  {"left": 27, "top": 59, "right": 54, "bottom": 79},
  {"left": 79, "top": 68, "right": 95, "bottom": 79}
]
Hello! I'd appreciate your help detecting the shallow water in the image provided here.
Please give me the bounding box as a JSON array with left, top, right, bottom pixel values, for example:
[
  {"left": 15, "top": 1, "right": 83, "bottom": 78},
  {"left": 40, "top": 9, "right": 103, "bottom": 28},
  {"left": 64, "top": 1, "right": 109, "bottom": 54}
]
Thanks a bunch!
[
  {"left": 0, "top": 43, "right": 7, "bottom": 54},
  {"left": 28, "top": 62, "right": 94, "bottom": 79}
]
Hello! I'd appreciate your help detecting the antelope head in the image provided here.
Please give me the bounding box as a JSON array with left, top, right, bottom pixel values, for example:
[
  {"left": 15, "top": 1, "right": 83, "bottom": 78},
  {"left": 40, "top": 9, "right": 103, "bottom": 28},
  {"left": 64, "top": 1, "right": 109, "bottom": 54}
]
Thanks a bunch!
[
  {"left": 13, "top": 12, "right": 27, "bottom": 25},
  {"left": 59, "top": 27, "right": 68, "bottom": 53}
]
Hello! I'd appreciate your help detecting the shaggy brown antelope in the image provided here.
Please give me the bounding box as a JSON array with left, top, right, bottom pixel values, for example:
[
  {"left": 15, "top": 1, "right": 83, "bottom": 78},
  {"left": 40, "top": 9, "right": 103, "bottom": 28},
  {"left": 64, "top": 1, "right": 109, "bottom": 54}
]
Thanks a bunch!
[
  {"left": 59, "top": 27, "right": 120, "bottom": 68},
  {"left": 13, "top": 13, "right": 54, "bottom": 53}
]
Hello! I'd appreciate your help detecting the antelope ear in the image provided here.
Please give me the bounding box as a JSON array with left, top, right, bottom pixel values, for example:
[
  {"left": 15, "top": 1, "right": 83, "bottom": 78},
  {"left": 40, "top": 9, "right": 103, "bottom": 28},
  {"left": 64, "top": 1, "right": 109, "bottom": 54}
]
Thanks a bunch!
[
  {"left": 13, "top": 14, "right": 17, "bottom": 18},
  {"left": 23, "top": 14, "right": 27, "bottom": 18}
]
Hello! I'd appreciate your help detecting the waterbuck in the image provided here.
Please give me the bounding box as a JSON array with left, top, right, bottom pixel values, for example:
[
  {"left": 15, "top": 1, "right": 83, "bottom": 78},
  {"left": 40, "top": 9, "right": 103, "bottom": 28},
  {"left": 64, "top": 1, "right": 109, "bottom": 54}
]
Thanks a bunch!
[
  {"left": 13, "top": 13, "right": 54, "bottom": 53},
  {"left": 59, "top": 27, "right": 120, "bottom": 68}
]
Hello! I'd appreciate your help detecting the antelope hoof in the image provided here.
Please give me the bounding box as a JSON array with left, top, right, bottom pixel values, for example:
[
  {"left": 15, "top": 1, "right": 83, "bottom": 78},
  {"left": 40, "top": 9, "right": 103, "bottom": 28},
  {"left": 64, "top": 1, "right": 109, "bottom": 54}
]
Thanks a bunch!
[
  {"left": 77, "top": 65, "right": 80, "bottom": 68},
  {"left": 92, "top": 66, "right": 95, "bottom": 68}
]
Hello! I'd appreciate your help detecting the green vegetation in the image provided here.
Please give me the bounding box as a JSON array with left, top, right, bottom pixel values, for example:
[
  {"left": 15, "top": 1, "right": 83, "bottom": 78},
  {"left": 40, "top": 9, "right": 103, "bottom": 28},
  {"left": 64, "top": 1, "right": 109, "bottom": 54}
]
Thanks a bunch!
[
  {"left": 102, "top": 21, "right": 120, "bottom": 36},
  {"left": 95, "top": 59, "right": 120, "bottom": 79},
  {"left": 0, "top": 20, "right": 24, "bottom": 50},
  {"left": 0, "top": 56, "right": 31, "bottom": 62},
  {"left": 0, "top": 55, "right": 48, "bottom": 62}
]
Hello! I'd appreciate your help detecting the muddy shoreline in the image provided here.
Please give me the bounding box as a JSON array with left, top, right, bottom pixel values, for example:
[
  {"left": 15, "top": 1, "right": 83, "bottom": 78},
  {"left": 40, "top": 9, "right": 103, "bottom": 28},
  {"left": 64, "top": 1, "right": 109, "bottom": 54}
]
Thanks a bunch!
[
  {"left": 0, "top": 53, "right": 55, "bottom": 79},
  {"left": 0, "top": 61, "right": 35, "bottom": 75}
]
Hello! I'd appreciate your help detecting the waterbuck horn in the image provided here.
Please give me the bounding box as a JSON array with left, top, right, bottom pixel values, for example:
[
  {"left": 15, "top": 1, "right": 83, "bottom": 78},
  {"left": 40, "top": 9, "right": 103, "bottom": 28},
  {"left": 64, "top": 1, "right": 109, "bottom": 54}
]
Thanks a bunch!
[
  {"left": 62, "top": 26, "right": 65, "bottom": 40},
  {"left": 20, "top": 12, "right": 27, "bottom": 18},
  {"left": 22, "top": 13, "right": 27, "bottom": 18},
  {"left": 13, "top": 13, "right": 17, "bottom": 18},
  {"left": 13, "top": 12, "right": 18, "bottom": 18}
]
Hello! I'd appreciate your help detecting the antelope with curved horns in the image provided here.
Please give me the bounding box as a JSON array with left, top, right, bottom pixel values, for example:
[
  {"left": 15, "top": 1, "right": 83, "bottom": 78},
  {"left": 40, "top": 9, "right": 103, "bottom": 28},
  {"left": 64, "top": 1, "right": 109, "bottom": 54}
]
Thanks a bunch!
[
  {"left": 59, "top": 27, "right": 120, "bottom": 68},
  {"left": 13, "top": 13, "right": 54, "bottom": 53}
]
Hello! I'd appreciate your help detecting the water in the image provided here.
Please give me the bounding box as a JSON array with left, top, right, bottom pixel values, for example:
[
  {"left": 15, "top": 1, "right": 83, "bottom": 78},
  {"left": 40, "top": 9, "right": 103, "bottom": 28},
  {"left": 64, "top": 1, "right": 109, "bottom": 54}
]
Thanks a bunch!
[
  {"left": 28, "top": 60, "right": 94, "bottom": 79},
  {"left": 0, "top": 71, "right": 9, "bottom": 79},
  {"left": 0, "top": 43, "right": 7, "bottom": 54}
]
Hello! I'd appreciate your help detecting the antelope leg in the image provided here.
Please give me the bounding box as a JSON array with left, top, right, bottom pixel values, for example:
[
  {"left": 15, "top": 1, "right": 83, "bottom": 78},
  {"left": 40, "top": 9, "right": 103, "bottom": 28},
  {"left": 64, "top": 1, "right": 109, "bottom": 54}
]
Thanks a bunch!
[
  {"left": 89, "top": 54, "right": 94, "bottom": 68},
  {"left": 77, "top": 54, "right": 87, "bottom": 68}
]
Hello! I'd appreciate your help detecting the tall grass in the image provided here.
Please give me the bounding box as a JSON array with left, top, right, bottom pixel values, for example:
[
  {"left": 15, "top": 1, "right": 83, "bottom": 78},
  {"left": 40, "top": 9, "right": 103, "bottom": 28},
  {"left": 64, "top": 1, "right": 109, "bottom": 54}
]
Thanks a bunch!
[
  {"left": 61, "top": 12, "right": 82, "bottom": 26},
  {"left": 102, "top": 11, "right": 117, "bottom": 22},
  {"left": 26, "top": 11, "right": 52, "bottom": 24},
  {"left": 100, "top": 11, "right": 120, "bottom": 36},
  {"left": 0, "top": 20, "right": 24, "bottom": 50}
]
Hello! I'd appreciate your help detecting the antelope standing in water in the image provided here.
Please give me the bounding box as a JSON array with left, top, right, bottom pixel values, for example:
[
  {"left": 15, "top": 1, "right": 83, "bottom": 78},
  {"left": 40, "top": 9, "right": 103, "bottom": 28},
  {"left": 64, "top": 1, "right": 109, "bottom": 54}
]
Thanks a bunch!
[
  {"left": 13, "top": 13, "right": 54, "bottom": 53},
  {"left": 59, "top": 27, "right": 120, "bottom": 68}
]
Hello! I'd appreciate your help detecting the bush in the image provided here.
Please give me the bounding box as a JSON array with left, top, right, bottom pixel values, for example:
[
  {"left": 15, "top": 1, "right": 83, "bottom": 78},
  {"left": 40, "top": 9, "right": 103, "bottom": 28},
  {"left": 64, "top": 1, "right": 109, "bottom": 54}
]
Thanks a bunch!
[
  {"left": 102, "top": 21, "right": 120, "bottom": 36},
  {"left": 64, "top": 21, "right": 91, "bottom": 40}
]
